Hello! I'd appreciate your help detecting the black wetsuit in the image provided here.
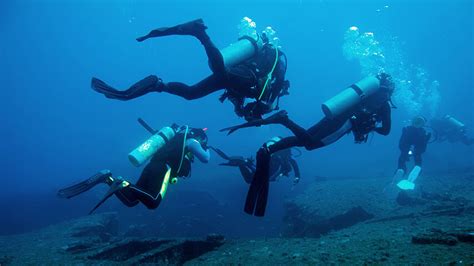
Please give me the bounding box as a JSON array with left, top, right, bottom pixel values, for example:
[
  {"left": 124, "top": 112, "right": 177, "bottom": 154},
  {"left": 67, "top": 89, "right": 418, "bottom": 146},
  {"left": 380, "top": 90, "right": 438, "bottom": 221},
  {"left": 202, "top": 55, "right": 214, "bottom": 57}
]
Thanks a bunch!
[
  {"left": 431, "top": 118, "right": 474, "bottom": 146},
  {"left": 114, "top": 133, "right": 196, "bottom": 209},
  {"left": 266, "top": 100, "right": 391, "bottom": 154},
  {"left": 92, "top": 19, "right": 288, "bottom": 121},
  {"left": 242, "top": 90, "right": 392, "bottom": 217},
  {"left": 397, "top": 126, "right": 430, "bottom": 173}
]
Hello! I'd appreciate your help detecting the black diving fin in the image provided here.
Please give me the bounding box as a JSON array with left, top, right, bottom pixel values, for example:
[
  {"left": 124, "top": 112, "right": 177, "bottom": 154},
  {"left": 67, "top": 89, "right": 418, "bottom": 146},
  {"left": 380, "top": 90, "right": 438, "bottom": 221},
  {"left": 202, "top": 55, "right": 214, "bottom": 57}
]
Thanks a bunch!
[
  {"left": 136, "top": 19, "right": 207, "bottom": 42},
  {"left": 91, "top": 75, "right": 160, "bottom": 101},
  {"left": 89, "top": 179, "right": 130, "bottom": 215},
  {"left": 58, "top": 170, "right": 112, "bottom": 199},
  {"left": 244, "top": 147, "right": 271, "bottom": 217}
]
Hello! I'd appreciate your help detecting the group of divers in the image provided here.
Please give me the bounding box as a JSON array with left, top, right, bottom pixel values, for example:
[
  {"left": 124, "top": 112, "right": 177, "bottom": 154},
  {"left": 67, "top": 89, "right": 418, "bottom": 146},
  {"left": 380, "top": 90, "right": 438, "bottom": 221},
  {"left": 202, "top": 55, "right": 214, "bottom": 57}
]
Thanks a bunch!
[{"left": 58, "top": 18, "right": 473, "bottom": 217}]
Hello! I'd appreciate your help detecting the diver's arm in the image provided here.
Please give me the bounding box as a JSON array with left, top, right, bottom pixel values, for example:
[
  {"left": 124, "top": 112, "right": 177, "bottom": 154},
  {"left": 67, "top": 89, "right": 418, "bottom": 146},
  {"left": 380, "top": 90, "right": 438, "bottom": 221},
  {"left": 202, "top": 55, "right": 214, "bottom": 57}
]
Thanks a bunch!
[
  {"left": 374, "top": 102, "right": 391, "bottom": 136},
  {"left": 186, "top": 139, "right": 210, "bottom": 163}
]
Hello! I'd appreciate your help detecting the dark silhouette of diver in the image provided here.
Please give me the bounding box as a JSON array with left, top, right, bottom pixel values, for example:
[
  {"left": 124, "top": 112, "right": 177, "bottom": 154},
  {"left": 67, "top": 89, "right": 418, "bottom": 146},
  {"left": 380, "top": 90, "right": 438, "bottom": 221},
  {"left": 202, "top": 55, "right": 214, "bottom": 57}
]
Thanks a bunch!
[
  {"left": 221, "top": 73, "right": 395, "bottom": 216},
  {"left": 211, "top": 137, "right": 301, "bottom": 184},
  {"left": 91, "top": 19, "right": 289, "bottom": 121},
  {"left": 58, "top": 123, "right": 210, "bottom": 213},
  {"left": 397, "top": 116, "right": 431, "bottom": 174},
  {"left": 430, "top": 115, "right": 474, "bottom": 146}
]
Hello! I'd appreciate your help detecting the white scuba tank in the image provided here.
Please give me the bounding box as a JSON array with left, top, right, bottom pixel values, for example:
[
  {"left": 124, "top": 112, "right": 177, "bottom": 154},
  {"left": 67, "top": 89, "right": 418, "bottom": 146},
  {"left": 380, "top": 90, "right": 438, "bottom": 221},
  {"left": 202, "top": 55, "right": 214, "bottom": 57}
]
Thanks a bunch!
[
  {"left": 322, "top": 76, "right": 381, "bottom": 119},
  {"left": 265, "top": 136, "right": 282, "bottom": 148},
  {"left": 128, "top": 126, "right": 176, "bottom": 167},
  {"left": 445, "top": 115, "right": 465, "bottom": 129},
  {"left": 218, "top": 17, "right": 264, "bottom": 68}
]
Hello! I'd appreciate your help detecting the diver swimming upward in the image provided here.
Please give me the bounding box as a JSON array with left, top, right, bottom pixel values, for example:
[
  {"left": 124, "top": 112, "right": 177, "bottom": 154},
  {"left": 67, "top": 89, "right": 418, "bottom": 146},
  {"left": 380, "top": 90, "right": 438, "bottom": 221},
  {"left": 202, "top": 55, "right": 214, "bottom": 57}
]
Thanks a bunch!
[
  {"left": 91, "top": 18, "right": 290, "bottom": 122},
  {"left": 58, "top": 120, "right": 210, "bottom": 214},
  {"left": 221, "top": 73, "right": 395, "bottom": 216}
]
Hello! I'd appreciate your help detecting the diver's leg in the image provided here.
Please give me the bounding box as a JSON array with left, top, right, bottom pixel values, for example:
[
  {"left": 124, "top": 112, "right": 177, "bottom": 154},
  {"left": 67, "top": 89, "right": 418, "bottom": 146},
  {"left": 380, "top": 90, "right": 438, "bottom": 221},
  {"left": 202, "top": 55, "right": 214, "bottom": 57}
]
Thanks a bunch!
[
  {"left": 131, "top": 160, "right": 169, "bottom": 209},
  {"left": 304, "top": 118, "right": 351, "bottom": 150},
  {"left": 239, "top": 165, "right": 255, "bottom": 184},
  {"left": 161, "top": 74, "right": 225, "bottom": 100},
  {"left": 244, "top": 145, "right": 271, "bottom": 215},
  {"left": 91, "top": 75, "right": 162, "bottom": 101},
  {"left": 244, "top": 137, "right": 301, "bottom": 216},
  {"left": 398, "top": 151, "right": 409, "bottom": 173}
]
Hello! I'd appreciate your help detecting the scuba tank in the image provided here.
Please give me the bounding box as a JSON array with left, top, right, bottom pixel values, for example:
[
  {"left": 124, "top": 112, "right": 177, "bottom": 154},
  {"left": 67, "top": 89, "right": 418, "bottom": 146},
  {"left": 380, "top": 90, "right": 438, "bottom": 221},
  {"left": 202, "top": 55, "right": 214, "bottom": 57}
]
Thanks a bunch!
[
  {"left": 265, "top": 136, "right": 282, "bottom": 148},
  {"left": 322, "top": 76, "right": 381, "bottom": 119},
  {"left": 128, "top": 126, "right": 176, "bottom": 167},
  {"left": 445, "top": 115, "right": 465, "bottom": 129},
  {"left": 218, "top": 17, "right": 264, "bottom": 68}
]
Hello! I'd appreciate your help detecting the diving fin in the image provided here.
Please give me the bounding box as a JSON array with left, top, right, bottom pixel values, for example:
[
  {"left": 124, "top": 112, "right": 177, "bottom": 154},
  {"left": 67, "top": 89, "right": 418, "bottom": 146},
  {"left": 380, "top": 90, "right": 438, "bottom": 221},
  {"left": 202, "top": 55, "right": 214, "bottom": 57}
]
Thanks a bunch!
[
  {"left": 396, "top": 166, "right": 421, "bottom": 191},
  {"left": 136, "top": 19, "right": 207, "bottom": 42},
  {"left": 220, "top": 111, "right": 289, "bottom": 135},
  {"left": 220, "top": 120, "right": 264, "bottom": 135},
  {"left": 408, "top": 165, "right": 421, "bottom": 183},
  {"left": 244, "top": 147, "right": 271, "bottom": 216},
  {"left": 91, "top": 75, "right": 160, "bottom": 100},
  {"left": 58, "top": 170, "right": 112, "bottom": 199},
  {"left": 397, "top": 179, "right": 415, "bottom": 190},
  {"left": 89, "top": 178, "right": 130, "bottom": 215}
]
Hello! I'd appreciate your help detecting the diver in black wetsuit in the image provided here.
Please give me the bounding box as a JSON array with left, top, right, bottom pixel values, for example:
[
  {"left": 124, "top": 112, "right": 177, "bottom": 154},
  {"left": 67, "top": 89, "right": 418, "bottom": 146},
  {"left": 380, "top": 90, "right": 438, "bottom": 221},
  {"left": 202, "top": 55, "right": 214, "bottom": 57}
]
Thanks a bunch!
[
  {"left": 58, "top": 124, "right": 210, "bottom": 213},
  {"left": 430, "top": 115, "right": 474, "bottom": 146},
  {"left": 221, "top": 73, "right": 395, "bottom": 216},
  {"left": 91, "top": 19, "right": 289, "bottom": 121},
  {"left": 211, "top": 137, "right": 301, "bottom": 184},
  {"left": 397, "top": 116, "right": 431, "bottom": 174}
]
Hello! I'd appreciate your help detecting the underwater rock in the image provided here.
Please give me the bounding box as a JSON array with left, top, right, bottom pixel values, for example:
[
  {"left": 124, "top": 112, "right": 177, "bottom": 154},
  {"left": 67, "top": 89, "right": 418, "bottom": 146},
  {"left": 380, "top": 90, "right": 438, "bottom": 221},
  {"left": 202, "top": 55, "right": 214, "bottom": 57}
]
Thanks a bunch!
[
  {"left": 69, "top": 212, "right": 119, "bottom": 242},
  {"left": 454, "top": 232, "right": 474, "bottom": 243},
  {"left": 412, "top": 229, "right": 458, "bottom": 246},
  {"left": 123, "top": 224, "right": 148, "bottom": 238},
  {"left": 0, "top": 255, "right": 14, "bottom": 265},
  {"left": 396, "top": 191, "right": 426, "bottom": 206},
  {"left": 88, "top": 236, "right": 225, "bottom": 264},
  {"left": 61, "top": 241, "right": 96, "bottom": 254},
  {"left": 283, "top": 178, "right": 389, "bottom": 237}
]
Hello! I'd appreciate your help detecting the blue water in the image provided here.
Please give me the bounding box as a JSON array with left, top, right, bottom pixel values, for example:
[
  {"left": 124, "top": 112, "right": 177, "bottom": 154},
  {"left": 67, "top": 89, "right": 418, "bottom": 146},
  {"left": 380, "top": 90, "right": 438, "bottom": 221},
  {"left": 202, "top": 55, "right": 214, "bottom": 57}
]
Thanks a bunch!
[{"left": 1, "top": 0, "right": 472, "bottom": 236}]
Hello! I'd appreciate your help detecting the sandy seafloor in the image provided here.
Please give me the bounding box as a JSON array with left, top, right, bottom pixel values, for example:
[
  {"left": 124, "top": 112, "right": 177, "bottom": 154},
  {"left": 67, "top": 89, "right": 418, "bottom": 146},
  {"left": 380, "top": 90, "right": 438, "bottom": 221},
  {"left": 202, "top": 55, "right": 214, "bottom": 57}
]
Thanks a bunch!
[{"left": 1, "top": 170, "right": 473, "bottom": 265}]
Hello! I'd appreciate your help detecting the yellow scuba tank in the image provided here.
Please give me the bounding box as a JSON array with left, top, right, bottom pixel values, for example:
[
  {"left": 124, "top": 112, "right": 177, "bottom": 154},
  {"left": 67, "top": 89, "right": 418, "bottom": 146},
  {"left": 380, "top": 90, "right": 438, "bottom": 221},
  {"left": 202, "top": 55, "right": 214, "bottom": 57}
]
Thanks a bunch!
[
  {"left": 322, "top": 76, "right": 381, "bottom": 119},
  {"left": 128, "top": 126, "right": 176, "bottom": 167}
]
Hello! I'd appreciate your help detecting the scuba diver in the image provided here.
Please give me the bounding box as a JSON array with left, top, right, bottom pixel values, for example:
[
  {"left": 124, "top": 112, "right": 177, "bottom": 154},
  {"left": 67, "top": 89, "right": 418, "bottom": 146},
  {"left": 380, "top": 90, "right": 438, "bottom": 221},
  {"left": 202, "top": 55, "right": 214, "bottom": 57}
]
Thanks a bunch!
[
  {"left": 211, "top": 137, "right": 301, "bottom": 184},
  {"left": 394, "top": 116, "right": 431, "bottom": 191},
  {"left": 397, "top": 116, "right": 431, "bottom": 174},
  {"left": 58, "top": 121, "right": 210, "bottom": 214},
  {"left": 430, "top": 115, "right": 474, "bottom": 146},
  {"left": 221, "top": 73, "right": 395, "bottom": 216},
  {"left": 91, "top": 18, "right": 289, "bottom": 122}
]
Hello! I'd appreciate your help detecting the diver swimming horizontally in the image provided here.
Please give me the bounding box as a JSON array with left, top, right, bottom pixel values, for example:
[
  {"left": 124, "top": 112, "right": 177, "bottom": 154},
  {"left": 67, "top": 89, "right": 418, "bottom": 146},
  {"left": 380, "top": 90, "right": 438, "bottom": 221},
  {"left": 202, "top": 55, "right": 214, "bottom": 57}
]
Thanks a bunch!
[
  {"left": 58, "top": 121, "right": 210, "bottom": 214},
  {"left": 211, "top": 137, "right": 301, "bottom": 184},
  {"left": 221, "top": 73, "right": 395, "bottom": 216},
  {"left": 91, "top": 18, "right": 289, "bottom": 121},
  {"left": 430, "top": 115, "right": 474, "bottom": 146}
]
